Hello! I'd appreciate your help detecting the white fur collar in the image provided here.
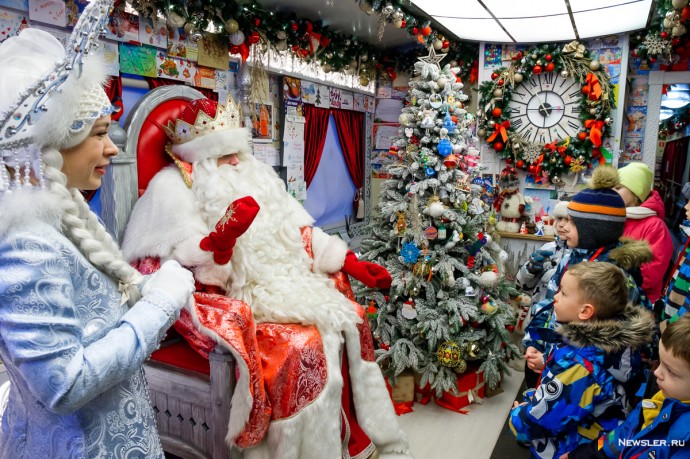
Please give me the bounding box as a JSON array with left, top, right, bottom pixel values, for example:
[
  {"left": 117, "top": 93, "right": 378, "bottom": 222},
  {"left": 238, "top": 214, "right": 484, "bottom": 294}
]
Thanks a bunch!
[{"left": 0, "top": 188, "right": 64, "bottom": 239}]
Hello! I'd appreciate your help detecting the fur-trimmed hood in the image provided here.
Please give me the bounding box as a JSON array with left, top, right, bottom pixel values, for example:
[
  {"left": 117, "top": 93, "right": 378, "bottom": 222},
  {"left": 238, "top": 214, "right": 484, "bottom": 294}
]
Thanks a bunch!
[
  {"left": 608, "top": 237, "right": 653, "bottom": 271},
  {"left": 556, "top": 304, "right": 655, "bottom": 354}
]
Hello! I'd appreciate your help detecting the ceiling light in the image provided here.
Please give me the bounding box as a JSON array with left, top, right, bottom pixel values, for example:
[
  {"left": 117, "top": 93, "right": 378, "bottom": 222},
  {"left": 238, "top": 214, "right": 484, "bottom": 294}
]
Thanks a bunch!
[{"left": 661, "top": 99, "right": 690, "bottom": 109}]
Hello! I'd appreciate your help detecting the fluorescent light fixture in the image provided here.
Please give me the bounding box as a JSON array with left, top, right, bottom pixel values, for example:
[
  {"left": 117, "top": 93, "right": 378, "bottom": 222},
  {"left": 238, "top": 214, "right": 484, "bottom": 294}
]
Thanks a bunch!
[
  {"left": 410, "top": 0, "right": 654, "bottom": 42},
  {"left": 661, "top": 99, "right": 690, "bottom": 109},
  {"left": 660, "top": 109, "right": 675, "bottom": 121}
]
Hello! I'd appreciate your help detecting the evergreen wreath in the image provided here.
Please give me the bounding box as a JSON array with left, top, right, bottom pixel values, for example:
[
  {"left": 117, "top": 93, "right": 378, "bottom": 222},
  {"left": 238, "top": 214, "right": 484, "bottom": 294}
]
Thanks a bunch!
[{"left": 477, "top": 41, "right": 615, "bottom": 186}]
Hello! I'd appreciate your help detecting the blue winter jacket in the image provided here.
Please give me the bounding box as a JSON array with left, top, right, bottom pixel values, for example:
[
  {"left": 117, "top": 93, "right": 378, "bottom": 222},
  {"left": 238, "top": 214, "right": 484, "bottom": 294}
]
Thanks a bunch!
[{"left": 510, "top": 305, "right": 655, "bottom": 459}]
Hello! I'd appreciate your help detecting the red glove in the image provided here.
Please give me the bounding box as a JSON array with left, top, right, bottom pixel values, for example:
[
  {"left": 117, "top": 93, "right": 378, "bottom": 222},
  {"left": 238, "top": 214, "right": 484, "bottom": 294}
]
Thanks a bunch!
[
  {"left": 341, "top": 250, "right": 392, "bottom": 289},
  {"left": 199, "top": 196, "right": 260, "bottom": 265}
]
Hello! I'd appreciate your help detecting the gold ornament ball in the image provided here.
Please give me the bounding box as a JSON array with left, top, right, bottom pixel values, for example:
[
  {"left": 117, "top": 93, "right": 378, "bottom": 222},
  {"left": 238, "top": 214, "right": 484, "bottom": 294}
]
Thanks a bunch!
[
  {"left": 672, "top": 0, "right": 688, "bottom": 8},
  {"left": 550, "top": 158, "right": 557, "bottom": 164},
  {"left": 589, "top": 108, "right": 598, "bottom": 115},
  {"left": 437, "top": 341, "right": 462, "bottom": 367},
  {"left": 413, "top": 261, "right": 431, "bottom": 278},
  {"left": 437, "top": 77, "right": 447, "bottom": 89},
  {"left": 225, "top": 18, "right": 239, "bottom": 34},
  {"left": 454, "top": 359, "right": 468, "bottom": 374},
  {"left": 359, "top": 76, "right": 370, "bottom": 86},
  {"left": 513, "top": 73, "right": 523, "bottom": 83},
  {"left": 578, "top": 155, "right": 585, "bottom": 161},
  {"left": 673, "top": 24, "right": 687, "bottom": 37},
  {"left": 466, "top": 341, "right": 481, "bottom": 360},
  {"left": 322, "top": 63, "right": 332, "bottom": 73},
  {"left": 605, "top": 117, "right": 613, "bottom": 126},
  {"left": 493, "top": 88, "right": 503, "bottom": 98},
  {"left": 477, "top": 128, "right": 487, "bottom": 138},
  {"left": 275, "top": 40, "right": 288, "bottom": 52},
  {"left": 433, "top": 39, "right": 444, "bottom": 50},
  {"left": 410, "top": 286, "right": 420, "bottom": 297},
  {"left": 531, "top": 53, "right": 538, "bottom": 59},
  {"left": 589, "top": 60, "right": 601, "bottom": 71},
  {"left": 560, "top": 70, "right": 569, "bottom": 78}
]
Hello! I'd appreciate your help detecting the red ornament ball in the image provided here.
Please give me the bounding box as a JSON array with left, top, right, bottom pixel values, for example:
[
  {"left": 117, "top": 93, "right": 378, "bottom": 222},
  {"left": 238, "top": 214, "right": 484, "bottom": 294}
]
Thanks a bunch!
[
  {"left": 505, "top": 158, "right": 513, "bottom": 164},
  {"left": 249, "top": 31, "right": 260, "bottom": 44},
  {"left": 400, "top": 20, "right": 407, "bottom": 28},
  {"left": 661, "top": 31, "right": 668, "bottom": 39},
  {"left": 253, "top": 18, "right": 261, "bottom": 27},
  {"left": 420, "top": 26, "right": 432, "bottom": 36},
  {"left": 545, "top": 54, "right": 552, "bottom": 61},
  {"left": 305, "top": 21, "right": 313, "bottom": 32},
  {"left": 577, "top": 131, "right": 587, "bottom": 141},
  {"left": 491, "top": 72, "right": 499, "bottom": 80},
  {"left": 533, "top": 65, "right": 543, "bottom": 75},
  {"left": 411, "top": 26, "right": 419, "bottom": 35},
  {"left": 516, "top": 160, "right": 524, "bottom": 169},
  {"left": 649, "top": 56, "right": 657, "bottom": 63},
  {"left": 564, "top": 155, "right": 572, "bottom": 165},
  {"left": 581, "top": 85, "right": 590, "bottom": 95},
  {"left": 493, "top": 141, "right": 504, "bottom": 151},
  {"left": 491, "top": 107, "right": 502, "bottom": 117},
  {"left": 444, "top": 154, "right": 459, "bottom": 169},
  {"left": 545, "top": 62, "right": 555, "bottom": 72},
  {"left": 291, "top": 21, "right": 298, "bottom": 31},
  {"left": 497, "top": 79, "right": 505, "bottom": 86}
]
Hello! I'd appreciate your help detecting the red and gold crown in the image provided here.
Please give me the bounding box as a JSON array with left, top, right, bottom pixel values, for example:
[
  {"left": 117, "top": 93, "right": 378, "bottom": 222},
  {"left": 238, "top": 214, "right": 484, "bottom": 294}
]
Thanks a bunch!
[
  {"left": 163, "top": 96, "right": 242, "bottom": 145},
  {"left": 163, "top": 95, "right": 252, "bottom": 164}
]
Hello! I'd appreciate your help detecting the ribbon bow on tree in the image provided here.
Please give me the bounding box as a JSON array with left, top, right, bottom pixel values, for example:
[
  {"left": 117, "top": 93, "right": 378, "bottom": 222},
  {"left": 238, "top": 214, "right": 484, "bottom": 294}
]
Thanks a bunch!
[
  {"left": 584, "top": 73, "right": 602, "bottom": 100},
  {"left": 562, "top": 40, "right": 586, "bottom": 58},
  {"left": 584, "top": 119, "right": 605, "bottom": 148},
  {"left": 487, "top": 120, "right": 510, "bottom": 143}
]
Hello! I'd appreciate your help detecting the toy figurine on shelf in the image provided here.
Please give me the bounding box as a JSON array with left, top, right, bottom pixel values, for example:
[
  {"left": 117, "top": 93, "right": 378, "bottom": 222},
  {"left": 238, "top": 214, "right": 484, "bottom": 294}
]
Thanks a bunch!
[
  {"left": 535, "top": 220, "right": 545, "bottom": 237},
  {"left": 519, "top": 221, "right": 528, "bottom": 234},
  {"left": 494, "top": 166, "right": 525, "bottom": 233}
]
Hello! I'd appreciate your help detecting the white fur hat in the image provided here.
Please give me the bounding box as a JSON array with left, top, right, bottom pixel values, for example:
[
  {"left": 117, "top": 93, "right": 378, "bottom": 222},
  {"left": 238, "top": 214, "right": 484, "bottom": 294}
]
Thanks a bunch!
[{"left": 552, "top": 200, "right": 570, "bottom": 219}]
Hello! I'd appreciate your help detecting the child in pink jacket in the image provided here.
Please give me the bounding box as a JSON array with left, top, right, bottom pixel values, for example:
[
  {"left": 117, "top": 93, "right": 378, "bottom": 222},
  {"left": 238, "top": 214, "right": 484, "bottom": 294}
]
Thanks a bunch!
[{"left": 616, "top": 162, "right": 673, "bottom": 303}]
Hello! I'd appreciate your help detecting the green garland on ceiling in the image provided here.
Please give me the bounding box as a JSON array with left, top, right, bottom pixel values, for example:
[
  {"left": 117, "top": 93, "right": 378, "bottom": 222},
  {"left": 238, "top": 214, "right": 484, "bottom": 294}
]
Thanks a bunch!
[
  {"left": 125, "top": 0, "right": 478, "bottom": 84},
  {"left": 630, "top": 0, "right": 690, "bottom": 60}
]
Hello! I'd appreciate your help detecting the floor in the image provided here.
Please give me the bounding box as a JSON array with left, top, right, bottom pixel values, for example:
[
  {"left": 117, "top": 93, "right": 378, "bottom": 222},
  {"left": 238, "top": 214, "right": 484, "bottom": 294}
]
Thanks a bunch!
[{"left": 1, "top": 361, "right": 528, "bottom": 459}]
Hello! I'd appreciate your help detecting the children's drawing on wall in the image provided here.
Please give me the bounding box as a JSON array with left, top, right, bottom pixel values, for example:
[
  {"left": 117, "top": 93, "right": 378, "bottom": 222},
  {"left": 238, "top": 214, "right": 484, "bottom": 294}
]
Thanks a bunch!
[
  {"left": 251, "top": 103, "right": 274, "bottom": 142},
  {"left": 625, "top": 106, "right": 647, "bottom": 137},
  {"left": 283, "top": 76, "right": 303, "bottom": 116},
  {"left": 629, "top": 76, "right": 649, "bottom": 106},
  {"left": 622, "top": 139, "right": 644, "bottom": 164},
  {"left": 0, "top": 9, "right": 28, "bottom": 44}
]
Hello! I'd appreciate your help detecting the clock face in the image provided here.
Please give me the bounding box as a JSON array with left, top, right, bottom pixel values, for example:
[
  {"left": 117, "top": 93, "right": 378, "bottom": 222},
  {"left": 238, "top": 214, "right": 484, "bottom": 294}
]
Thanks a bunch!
[{"left": 508, "top": 72, "right": 582, "bottom": 144}]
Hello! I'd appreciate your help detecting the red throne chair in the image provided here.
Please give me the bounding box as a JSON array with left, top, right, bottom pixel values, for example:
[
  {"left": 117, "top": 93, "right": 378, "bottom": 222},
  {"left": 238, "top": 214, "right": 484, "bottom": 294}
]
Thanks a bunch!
[{"left": 123, "top": 86, "right": 237, "bottom": 459}]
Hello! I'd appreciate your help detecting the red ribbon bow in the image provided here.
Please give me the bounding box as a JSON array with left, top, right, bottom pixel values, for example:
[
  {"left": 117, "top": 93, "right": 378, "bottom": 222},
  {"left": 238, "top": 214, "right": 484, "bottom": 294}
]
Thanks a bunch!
[
  {"left": 486, "top": 120, "right": 510, "bottom": 143},
  {"left": 584, "top": 119, "right": 605, "bottom": 148},
  {"left": 585, "top": 72, "right": 602, "bottom": 100}
]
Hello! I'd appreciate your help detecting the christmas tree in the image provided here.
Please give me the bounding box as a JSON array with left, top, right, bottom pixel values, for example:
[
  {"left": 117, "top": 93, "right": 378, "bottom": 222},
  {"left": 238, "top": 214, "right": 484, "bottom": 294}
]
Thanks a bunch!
[{"left": 359, "top": 48, "right": 520, "bottom": 396}]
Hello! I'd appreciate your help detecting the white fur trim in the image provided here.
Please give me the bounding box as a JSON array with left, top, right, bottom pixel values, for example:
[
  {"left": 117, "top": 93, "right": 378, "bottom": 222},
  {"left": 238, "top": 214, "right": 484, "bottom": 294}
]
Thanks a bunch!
[
  {"left": 171, "top": 128, "right": 252, "bottom": 164},
  {"left": 0, "top": 188, "right": 64, "bottom": 239},
  {"left": 311, "top": 227, "right": 348, "bottom": 274},
  {"left": 343, "top": 325, "right": 412, "bottom": 458},
  {"left": 121, "top": 166, "right": 234, "bottom": 288}
]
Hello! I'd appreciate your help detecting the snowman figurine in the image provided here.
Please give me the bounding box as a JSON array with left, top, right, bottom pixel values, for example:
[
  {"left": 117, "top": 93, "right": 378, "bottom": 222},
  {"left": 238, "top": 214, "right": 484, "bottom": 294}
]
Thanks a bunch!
[{"left": 494, "top": 166, "right": 525, "bottom": 233}]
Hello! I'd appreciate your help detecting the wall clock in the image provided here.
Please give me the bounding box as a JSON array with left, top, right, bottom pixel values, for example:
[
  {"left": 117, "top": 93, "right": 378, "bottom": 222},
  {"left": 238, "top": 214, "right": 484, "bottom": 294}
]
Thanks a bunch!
[{"left": 477, "top": 41, "right": 615, "bottom": 185}]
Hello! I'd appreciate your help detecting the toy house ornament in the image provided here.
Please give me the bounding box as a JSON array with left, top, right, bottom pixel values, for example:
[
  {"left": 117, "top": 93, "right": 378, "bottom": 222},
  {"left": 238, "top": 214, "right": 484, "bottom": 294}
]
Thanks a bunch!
[{"left": 494, "top": 166, "right": 525, "bottom": 233}]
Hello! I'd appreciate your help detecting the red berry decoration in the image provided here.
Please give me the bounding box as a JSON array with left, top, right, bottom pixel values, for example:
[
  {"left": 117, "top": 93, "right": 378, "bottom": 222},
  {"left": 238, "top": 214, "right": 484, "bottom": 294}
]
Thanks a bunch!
[
  {"left": 577, "top": 131, "right": 587, "bottom": 141},
  {"left": 400, "top": 20, "right": 407, "bottom": 28},
  {"left": 497, "top": 79, "right": 505, "bottom": 86},
  {"left": 533, "top": 65, "right": 543, "bottom": 74},
  {"left": 545, "top": 54, "right": 552, "bottom": 61},
  {"left": 516, "top": 160, "right": 524, "bottom": 169},
  {"left": 491, "top": 72, "right": 499, "bottom": 80},
  {"left": 545, "top": 62, "right": 555, "bottom": 72},
  {"left": 493, "top": 141, "right": 504, "bottom": 151},
  {"left": 492, "top": 107, "right": 502, "bottom": 118},
  {"left": 506, "top": 325, "right": 515, "bottom": 333},
  {"left": 411, "top": 26, "right": 419, "bottom": 35},
  {"left": 564, "top": 155, "right": 572, "bottom": 165}
]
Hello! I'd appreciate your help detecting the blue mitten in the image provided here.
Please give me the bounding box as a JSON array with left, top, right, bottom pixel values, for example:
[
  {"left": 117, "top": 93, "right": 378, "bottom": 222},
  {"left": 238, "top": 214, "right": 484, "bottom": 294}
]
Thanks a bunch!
[{"left": 526, "top": 249, "right": 554, "bottom": 275}]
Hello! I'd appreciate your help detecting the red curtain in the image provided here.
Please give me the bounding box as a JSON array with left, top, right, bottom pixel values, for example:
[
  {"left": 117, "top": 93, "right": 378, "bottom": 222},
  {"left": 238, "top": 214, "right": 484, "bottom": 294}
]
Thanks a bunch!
[
  {"left": 331, "top": 108, "right": 364, "bottom": 189},
  {"left": 143, "top": 77, "right": 218, "bottom": 102},
  {"left": 104, "top": 76, "right": 124, "bottom": 121},
  {"left": 303, "top": 104, "right": 331, "bottom": 187}
]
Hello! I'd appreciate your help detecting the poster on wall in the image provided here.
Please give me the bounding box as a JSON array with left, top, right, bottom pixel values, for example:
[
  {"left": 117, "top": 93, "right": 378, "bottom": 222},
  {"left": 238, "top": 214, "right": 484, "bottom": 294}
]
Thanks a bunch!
[
  {"left": 0, "top": 0, "right": 28, "bottom": 11},
  {"left": 588, "top": 37, "right": 622, "bottom": 85},
  {"left": 156, "top": 52, "right": 217, "bottom": 87},
  {"left": 625, "top": 105, "right": 647, "bottom": 138},
  {"left": 340, "top": 90, "right": 354, "bottom": 110},
  {"left": 329, "top": 86, "right": 342, "bottom": 109},
  {"left": 65, "top": 0, "right": 87, "bottom": 27},
  {"left": 119, "top": 42, "right": 156, "bottom": 77},
  {"left": 354, "top": 93, "right": 365, "bottom": 112},
  {"left": 629, "top": 75, "right": 649, "bottom": 106},
  {"left": 104, "top": 10, "right": 138, "bottom": 42},
  {"left": 300, "top": 81, "right": 317, "bottom": 104},
  {"left": 283, "top": 76, "right": 302, "bottom": 116},
  {"left": 28, "top": 0, "right": 65, "bottom": 26},
  {"left": 373, "top": 124, "right": 398, "bottom": 150},
  {"left": 100, "top": 40, "right": 119, "bottom": 76},
  {"left": 0, "top": 8, "right": 28, "bottom": 43},
  {"left": 250, "top": 102, "right": 274, "bottom": 142},
  {"left": 198, "top": 33, "right": 229, "bottom": 69},
  {"left": 167, "top": 26, "right": 198, "bottom": 61},
  {"left": 315, "top": 84, "right": 330, "bottom": 108},
  {"left": 284, "top": 114, "right": 306, "bottom": 200},
  {"left": 138, "top": 16, "right": 167, "bottom": 49}
]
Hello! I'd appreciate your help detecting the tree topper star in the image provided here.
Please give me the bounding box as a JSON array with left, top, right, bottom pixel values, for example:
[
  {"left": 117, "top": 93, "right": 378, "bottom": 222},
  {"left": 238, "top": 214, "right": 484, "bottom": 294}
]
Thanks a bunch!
[{"left": 418, "top": 46, "right": 447, "bottom": 70}]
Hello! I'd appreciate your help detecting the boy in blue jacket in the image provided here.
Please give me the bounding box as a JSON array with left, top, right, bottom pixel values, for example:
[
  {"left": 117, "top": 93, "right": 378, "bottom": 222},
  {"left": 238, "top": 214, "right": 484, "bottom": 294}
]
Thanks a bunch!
[
  {"left": 511, "top": 262, "right": 655, "bottom": 459},
  {"left": 523, "top": 166, "right": 653, "bottom": 384},
  {"left": 563, "top": 314, "right": 690, "bottom": 459}
]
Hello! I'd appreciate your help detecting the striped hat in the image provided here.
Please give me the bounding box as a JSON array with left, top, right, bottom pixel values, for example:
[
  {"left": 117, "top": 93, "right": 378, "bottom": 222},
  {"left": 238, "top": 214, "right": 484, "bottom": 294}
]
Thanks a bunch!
[{"left": 567, "top": 165, "right": 626, "bottom": 250}]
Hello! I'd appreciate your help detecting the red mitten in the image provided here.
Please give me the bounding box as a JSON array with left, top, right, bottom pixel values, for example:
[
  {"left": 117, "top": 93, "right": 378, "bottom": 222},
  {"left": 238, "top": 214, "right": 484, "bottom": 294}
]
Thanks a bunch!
[
  {"left": 341, "top": 250, "right": 392, "bottom": 289},
  {"left": 199, "top": 196, "right": 260, "bottom": 265}
]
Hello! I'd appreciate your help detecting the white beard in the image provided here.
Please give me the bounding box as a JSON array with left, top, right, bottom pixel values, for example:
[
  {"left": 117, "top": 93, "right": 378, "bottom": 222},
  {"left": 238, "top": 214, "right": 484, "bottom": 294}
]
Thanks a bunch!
[{"left": 190, "top": 154, "right": 360, "bottom": 332}]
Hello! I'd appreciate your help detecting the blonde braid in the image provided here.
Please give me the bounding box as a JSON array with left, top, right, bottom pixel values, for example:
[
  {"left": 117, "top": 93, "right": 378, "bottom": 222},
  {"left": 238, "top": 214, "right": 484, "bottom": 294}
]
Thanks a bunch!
[{"left": 42, "top": 147, "right": 142, "bottom": 305}]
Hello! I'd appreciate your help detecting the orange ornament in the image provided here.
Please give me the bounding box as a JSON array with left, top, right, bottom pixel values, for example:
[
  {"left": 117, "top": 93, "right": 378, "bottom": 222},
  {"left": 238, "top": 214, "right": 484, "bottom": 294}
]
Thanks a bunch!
[
  {"left": 577, "top": 131, "right": 587, "bottom": 141},
  {"left": 492, "top": 107, "right": 502, "bottom": 118},
  {"left": 545, "top": 62, "right": 555, "bottom": 72},
  {"left": 421, "top": 26, "right": 432, "bottom": 36},
  {"left": 564, "top": 155, "right": 572, "bottom": 165},
  {"left": 581, "top": 86, "right": 590, "bottom": 95}
]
